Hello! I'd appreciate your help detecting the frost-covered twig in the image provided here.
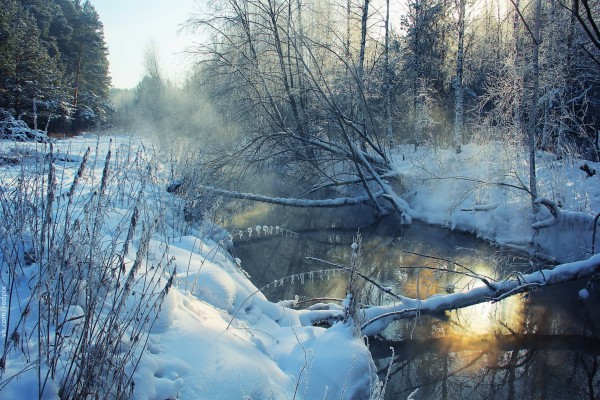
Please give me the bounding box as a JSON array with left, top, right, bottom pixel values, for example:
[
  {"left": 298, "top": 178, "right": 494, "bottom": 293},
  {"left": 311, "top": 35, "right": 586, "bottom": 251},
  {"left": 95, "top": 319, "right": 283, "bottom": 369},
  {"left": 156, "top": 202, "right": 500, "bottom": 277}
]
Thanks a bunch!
[
  {"left": 401, "top": 250, "right": 496, "bottom": 290},
  {"left": 306, "top": 257, "right": 413, "bottom": 304},
  {"left": 409, "top": 158, "right": 533, "bottom": 195}
]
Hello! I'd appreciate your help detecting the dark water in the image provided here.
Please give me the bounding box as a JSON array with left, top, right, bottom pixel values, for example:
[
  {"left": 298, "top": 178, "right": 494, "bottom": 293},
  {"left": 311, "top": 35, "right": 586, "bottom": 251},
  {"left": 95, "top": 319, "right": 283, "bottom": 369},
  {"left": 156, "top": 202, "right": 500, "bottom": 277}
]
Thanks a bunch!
[{"left": 222, "top": 202, "right": 600, "bottom": 400}]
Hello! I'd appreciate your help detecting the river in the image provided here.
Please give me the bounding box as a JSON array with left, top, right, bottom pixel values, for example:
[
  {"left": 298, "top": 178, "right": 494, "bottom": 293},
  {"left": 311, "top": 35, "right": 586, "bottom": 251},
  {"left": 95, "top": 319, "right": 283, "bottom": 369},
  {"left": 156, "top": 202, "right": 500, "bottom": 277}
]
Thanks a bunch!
[{"left": 221, "top": 201, "right": 600, "bottom": 399}]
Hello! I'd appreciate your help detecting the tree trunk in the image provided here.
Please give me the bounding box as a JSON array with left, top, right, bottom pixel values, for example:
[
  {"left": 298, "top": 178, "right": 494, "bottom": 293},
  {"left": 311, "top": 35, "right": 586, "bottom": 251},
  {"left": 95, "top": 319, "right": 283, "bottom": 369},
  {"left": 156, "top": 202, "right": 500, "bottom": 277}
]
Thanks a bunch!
[
  {"left": 527, "top": 0, "right": 541, "bottom": 213},
  {"left": 454, "top": 0, "right": 466, "bottom": 154},
  {"left": 72, "top": 42, "right": 83, "bottom": 133},
  {"left": 346, "top": 0, "right": 351, "bottom": 60},
  {"left": 305, "top": 253, "right": 600, "bottom": 337},
  {"left": 358, "top": 0, "right": 369, "bottom": 82},
  {"left": 195, "top": 184, "right": 383, "bottom": 208},
  {"left": 512, "top": 0, "right": 522, "bottom": 140},
  {"left": 268, "top": 0, "right": 305, "bottom": 143},
  {"left": 357, "top": 0, "right": 370, "bottom": 147},
  {"left": 384, "top": 0, "right": 393, "bottom": 147},
  {"left": 33, "top": 96, "right": 38, "bottom": 130}
]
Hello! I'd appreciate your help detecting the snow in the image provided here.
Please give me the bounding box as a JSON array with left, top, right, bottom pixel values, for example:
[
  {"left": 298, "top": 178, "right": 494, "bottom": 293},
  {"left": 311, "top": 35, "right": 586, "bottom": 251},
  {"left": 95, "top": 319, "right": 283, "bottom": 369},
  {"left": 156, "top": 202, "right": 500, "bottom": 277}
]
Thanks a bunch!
[
  {"left": 0, "top": 134, "right": 375, "bottom": 400},
  {"left": 391, "top": 142, "right": 600, "bottom": 263},
  {"left": 360, "top": 253, "right": 600, "bottom": 336},
  {"left": 0, "top": 134, "right": 598, "bottom": 399},
  {"left": 579, "top": 288, "right": 590, "bottom": 300}
]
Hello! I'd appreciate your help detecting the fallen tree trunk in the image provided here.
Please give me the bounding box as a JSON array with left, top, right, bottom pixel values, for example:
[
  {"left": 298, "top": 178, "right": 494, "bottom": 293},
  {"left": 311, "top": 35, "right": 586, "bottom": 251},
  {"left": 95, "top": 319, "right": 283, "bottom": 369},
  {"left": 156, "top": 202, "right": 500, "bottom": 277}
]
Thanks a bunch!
[
  {"left": 196, "top": 184, "right": 384, "bottom": 208},
  {"left": 359, "top": 253, "right": 600, "bottom": 336},
  {"left": 296, "top": 253, "right": 600, "bottom": 337}
]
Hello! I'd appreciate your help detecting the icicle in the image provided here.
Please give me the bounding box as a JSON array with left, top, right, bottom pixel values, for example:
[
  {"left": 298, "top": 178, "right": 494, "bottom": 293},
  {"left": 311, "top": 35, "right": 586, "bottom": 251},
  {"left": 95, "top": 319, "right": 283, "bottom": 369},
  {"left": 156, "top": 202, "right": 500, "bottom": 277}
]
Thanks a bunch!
[
  {"left": 247, "top": 227, "right": 253, "bottom": 238},
  {"left": 256, "top": 225, "right": 261, "bottom": 235}
]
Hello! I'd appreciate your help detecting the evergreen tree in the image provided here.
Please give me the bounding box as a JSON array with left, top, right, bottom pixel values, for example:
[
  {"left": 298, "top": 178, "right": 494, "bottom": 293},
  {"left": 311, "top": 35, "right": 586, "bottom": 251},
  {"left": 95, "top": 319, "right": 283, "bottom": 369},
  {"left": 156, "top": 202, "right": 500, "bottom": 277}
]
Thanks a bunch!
[
  {"left": 55, "top": 0, "right": 111, "bottom": 131},
  {"left": 0, "top": 0, "right": 111, "bottom": 133},
  {"left": 0, "top": 0, "right": 68, "bottom": 128}
]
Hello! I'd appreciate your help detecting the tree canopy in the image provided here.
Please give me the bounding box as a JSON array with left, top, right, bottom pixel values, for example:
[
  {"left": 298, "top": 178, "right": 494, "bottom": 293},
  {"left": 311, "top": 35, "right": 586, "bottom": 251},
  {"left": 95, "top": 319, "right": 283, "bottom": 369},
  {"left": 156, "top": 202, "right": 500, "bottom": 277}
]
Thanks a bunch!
[{"left": 0, "top": 0, "right": 111, "bottom": 132}]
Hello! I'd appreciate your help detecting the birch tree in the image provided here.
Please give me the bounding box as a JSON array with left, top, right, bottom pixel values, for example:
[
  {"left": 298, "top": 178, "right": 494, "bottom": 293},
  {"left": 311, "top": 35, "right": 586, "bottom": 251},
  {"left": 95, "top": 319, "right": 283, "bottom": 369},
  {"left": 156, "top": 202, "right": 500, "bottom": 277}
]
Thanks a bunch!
[
  {"left": 384, "top": 0, "right": 393, "bottom": 146},
  {"left": 453, "top": 0, "right": 466, "bottom": 153}
]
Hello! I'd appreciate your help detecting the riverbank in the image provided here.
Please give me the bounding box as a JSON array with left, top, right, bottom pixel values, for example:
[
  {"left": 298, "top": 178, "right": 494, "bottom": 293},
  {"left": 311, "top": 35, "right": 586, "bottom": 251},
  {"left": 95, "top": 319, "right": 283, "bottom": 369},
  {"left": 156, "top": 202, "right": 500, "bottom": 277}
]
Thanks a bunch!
[
  {"left": 1, "top": 134, "right": 598, "bottom": 399},
  {"left": 392, "top": 142, "right": 600, "bottom": 262},
  {"left": 0, "top": 134, "right": 377, "bottom": 399}
]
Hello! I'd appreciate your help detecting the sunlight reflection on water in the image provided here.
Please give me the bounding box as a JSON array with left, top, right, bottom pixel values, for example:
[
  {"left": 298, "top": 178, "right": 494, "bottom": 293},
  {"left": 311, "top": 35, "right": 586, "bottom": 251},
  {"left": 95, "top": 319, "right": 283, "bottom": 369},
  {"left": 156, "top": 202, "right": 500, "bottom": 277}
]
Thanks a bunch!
[{"left": 222, "top": 201, "right": 599, "bottom": 399}]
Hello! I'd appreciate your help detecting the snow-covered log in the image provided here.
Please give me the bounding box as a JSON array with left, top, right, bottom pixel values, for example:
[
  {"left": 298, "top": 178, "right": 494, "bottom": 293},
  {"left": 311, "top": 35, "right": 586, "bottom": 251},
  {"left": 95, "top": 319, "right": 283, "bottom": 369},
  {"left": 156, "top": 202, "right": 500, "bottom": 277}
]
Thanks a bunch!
[
  {"left": 358, "top": 253, "right": 600, "bottom": 336},
  {"left": 196, "top": 184, "right": 383, "bottom": 208},
  {"left": 460, "top": 203, "right": 499, "bottom": 212},
  {"left": 296, "top": 253, "right": 600, "bottom": 336},
  {"left": 533, "top": 197, "right": 598, "bottom": 234},
  {"left": 532, "top": 197, "right": 562, "bottom": 229}
]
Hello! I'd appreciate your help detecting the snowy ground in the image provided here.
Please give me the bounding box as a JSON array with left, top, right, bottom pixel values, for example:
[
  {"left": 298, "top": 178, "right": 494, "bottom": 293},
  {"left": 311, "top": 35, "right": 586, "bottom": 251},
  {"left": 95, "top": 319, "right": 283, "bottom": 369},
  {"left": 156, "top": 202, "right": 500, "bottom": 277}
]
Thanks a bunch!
[
  {"left": 0, "top": 134, "right": 376, "bottom": 400},
  {"left": 0, "top": 134, "right": 598, "bottom": 399},
  {"left": 392, "top": 142, "right": 600, "bottom": 263}
]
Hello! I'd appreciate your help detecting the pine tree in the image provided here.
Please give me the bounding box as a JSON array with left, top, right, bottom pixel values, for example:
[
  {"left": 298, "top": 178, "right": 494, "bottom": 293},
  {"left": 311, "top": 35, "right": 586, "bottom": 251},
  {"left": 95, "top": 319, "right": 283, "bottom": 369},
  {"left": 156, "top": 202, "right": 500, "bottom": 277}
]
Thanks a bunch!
[
  {"left": 0, "top": 0, "right": 68, "bottom": 127},
  {"left": 0, "top": 0, "right": 112, "bottom": 133}
]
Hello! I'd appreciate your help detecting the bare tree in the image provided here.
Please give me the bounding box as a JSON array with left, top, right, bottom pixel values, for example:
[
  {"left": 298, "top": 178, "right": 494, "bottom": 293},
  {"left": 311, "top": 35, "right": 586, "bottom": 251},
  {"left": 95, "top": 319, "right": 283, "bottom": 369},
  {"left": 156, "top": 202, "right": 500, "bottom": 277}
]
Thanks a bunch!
[
  {"left": 559, "top": 0, "right": 600, "bottom": 56},
  {"left": 187, "top": 0, "right": 415, "bottom": 221},
  {"left": 384, "top": 0, "right": 393, "bottom": 146}
]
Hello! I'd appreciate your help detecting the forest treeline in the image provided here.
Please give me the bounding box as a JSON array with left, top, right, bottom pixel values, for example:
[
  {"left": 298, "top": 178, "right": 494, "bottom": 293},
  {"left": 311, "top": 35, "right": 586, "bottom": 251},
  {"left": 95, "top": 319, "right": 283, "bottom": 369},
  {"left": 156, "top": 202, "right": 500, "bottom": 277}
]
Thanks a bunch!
[
  {"left": 120, "top": 0, "right": 600, "bottom": 169},
  {"left": 189, "top": 0, "right": 599, "bottom": 159},
  {"left": 0, "top": 0, "right": 110, "bottom": 133},
  {"left": 2, "top": 0, "right": 599, "bottom": 167}
]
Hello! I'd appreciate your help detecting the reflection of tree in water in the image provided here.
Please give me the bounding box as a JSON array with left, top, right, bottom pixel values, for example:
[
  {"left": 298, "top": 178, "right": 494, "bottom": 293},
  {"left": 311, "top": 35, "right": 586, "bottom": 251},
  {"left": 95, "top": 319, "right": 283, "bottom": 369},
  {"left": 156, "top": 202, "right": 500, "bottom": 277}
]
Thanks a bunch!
[{"left": 374, "top": 288, "right": 600, "bottom": 400}]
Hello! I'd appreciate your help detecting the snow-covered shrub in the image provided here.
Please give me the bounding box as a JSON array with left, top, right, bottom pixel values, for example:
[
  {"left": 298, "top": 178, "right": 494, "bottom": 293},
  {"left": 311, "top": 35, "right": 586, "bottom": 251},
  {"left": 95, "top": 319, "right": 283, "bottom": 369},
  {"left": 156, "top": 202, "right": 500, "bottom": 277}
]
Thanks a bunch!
[
  {"left": 0, "top": 139, "right": 174, "bottom": 399},
  {"left": 0, "top": 113, "right": 51, "bottom": 143}
]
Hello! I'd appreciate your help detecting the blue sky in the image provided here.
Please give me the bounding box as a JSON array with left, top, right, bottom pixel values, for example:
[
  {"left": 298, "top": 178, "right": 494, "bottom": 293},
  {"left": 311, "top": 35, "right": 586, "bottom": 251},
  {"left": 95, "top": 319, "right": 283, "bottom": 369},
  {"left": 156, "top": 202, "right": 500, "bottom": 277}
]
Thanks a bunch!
[{"left": 91, "top": 0, "right": 197, "bottom": 89}]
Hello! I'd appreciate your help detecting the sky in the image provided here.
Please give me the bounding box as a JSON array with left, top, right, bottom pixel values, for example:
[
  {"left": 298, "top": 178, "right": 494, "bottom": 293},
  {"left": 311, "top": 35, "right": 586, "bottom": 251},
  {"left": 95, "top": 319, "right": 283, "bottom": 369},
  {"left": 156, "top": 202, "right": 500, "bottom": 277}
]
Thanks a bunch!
[{"left": 91, "top": 0, "right": 199, "bottom": 89}]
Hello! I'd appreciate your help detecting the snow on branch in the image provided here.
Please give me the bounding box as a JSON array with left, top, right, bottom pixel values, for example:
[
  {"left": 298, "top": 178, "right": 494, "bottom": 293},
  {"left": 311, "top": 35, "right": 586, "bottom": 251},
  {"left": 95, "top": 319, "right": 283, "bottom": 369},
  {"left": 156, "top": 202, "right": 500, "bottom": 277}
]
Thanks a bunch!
[
  {"left": 532, "top": 197, "right": 597, "bottom": 231},
  {"left": 358, "top": 253, "right": 600, "bottom": 336},
  {"left": 195, "top": 184, "right": 383, "bottom": 208},
  {"left": 532, "top": 197, "right": 562, "bottom": 229}
]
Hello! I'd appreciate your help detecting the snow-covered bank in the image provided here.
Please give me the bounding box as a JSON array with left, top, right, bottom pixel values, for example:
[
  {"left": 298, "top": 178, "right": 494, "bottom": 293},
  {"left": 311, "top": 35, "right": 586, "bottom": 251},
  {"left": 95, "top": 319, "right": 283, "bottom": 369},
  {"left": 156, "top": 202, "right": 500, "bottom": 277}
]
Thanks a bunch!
[
  {"left": 392, "top": 142, "right": 600, "bottom": 263},
  {"left": 0, "top": 134, "right": 377, "bottom": 400},
  {"left": 1, "top": 134, "right": 598, "bottom": 399}
]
